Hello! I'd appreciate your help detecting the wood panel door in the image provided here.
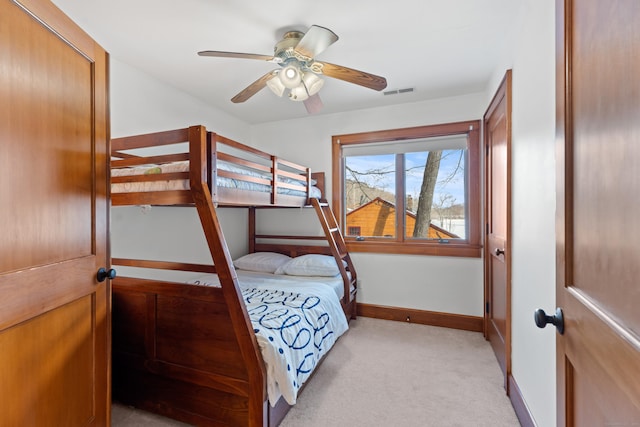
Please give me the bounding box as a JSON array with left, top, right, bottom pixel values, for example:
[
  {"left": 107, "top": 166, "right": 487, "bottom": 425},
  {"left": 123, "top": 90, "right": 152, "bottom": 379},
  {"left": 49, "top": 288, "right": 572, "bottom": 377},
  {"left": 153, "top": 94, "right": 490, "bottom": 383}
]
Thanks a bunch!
[
  {"left": 0, "top": 1, "right": 110, "bottom": 425},
  {"left": 484, "top": 70, "right": 512, "bottom": 388},
  {"left": 555, "top": 0, "right": 640, "bottom": 424}
]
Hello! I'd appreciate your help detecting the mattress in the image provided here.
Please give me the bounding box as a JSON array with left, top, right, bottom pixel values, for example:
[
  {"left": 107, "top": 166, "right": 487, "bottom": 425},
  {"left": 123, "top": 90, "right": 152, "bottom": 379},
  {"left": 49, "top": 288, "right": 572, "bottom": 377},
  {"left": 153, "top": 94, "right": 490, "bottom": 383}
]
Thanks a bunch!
[
  {"left": 111, "top": 160, "right": 321, "bottom": 198},
  {"left": 188, "top": 270, "right": 349, "bottom": 406},
  {"left": 190, "top": 269, "right": 351, "bottom": 300}
]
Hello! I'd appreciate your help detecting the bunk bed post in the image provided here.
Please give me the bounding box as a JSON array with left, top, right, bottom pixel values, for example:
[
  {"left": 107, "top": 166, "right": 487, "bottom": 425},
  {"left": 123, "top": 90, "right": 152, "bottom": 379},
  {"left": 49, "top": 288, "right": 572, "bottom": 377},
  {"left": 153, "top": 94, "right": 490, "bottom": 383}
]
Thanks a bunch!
[
  {"left": 270, "top": 155, "right": 278, "bottom": 205},
  {"left": 206, "top": 131, "right": 217, "bottom": 200},
  {"left": 249, "top": 207, "right": 256, "bottom": 253},
  {"left": 188, "top": 125, "right": 267, "bottom": 426},
  {"left": 305, "top": 168, "right": 312, "bottom": 201}
]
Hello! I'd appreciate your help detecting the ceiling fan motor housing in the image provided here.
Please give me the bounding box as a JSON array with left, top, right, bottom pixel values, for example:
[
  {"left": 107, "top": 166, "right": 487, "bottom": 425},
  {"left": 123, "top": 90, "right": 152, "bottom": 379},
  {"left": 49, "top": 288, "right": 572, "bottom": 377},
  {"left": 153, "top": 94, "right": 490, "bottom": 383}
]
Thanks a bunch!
[{"left": 274, "top": 31, "right": 305, "bottom": 60}]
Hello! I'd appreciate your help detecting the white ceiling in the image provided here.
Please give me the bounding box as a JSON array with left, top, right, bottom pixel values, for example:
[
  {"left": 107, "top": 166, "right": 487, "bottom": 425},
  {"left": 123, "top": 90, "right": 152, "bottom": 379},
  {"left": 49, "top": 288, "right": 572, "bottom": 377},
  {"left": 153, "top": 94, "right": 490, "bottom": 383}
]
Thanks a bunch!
[{"left": 52, "top": 0, "right": 523, "bottom": 125}]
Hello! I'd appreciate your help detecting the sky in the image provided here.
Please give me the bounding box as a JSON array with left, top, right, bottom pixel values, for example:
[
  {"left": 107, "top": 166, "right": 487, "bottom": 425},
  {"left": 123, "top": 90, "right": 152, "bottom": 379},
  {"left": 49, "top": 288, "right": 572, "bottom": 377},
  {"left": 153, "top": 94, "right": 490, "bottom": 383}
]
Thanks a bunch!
[{"left": 345, "top": 149, "right": 466, "bottom": 207}]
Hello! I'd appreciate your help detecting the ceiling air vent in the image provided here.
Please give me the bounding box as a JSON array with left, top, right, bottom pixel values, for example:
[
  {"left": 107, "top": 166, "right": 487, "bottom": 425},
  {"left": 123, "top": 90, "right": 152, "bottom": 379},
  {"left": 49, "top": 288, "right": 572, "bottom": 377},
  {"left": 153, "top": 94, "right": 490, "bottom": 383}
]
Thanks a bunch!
[{"left": 383, "top": 87, "right": 415, "bottom": 96}]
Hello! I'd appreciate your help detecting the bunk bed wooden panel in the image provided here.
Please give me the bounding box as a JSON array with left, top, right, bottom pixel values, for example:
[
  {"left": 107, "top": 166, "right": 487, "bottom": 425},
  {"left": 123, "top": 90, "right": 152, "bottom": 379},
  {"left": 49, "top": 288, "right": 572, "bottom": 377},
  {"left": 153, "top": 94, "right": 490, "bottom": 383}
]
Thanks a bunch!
[
  {"left": 111, "top": 126, "right": 320, "bottom": 208},
  {"left": 112, "top": 277, "right": 256, "bottom": 426},
  {"left": 113, "top": 362, "right": 252, "bottom": 426},
  {"left": 110, "top": 125, "right": 357, "bottom": 427},
  {"left": 111, "top": 128, "right": 190, "bottom": 152},
  {"left": 112, "top": 278, "right": 250, "bottom": 380},
  {"left": 214, "top": 187, "right": 314, "bottom": 207},
  {"left": 111, "top": 190, "right": 194, "bottom": 206}
]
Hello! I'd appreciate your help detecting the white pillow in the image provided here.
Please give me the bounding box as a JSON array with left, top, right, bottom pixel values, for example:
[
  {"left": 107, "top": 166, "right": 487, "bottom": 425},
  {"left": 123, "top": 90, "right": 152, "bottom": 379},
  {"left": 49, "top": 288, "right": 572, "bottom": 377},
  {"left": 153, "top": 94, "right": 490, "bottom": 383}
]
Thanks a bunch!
[
  {"left": 275, "top": 254, "right": 343, "bottom": 277},
  {"left": 233, "top": 252, "right": 292, "bottom": 273}
]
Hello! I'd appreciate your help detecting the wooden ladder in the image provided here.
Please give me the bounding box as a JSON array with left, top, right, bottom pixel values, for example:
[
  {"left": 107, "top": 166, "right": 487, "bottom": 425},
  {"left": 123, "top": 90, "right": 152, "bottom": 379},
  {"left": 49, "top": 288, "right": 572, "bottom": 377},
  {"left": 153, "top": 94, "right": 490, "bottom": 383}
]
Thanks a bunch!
[{"left": 311, "top": 198, "right": 358, "bottom": 319}]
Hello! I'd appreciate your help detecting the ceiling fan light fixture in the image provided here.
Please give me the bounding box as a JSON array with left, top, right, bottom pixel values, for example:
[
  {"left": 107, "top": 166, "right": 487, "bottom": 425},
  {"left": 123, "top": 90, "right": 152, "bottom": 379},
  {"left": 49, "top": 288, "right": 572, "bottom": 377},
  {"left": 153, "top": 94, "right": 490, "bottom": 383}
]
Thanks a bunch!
[
  {"left": 302, "top": 72, "right": 324, "bottom": 96},
  {"left": 266, "top": 72, "right": 286, "bottom": 97},
  {"left": 279, "top": 63, "right": 302, "bottom": 89},
  {"left": 289, "top": 84, "right": 309, "bottom": 101}
]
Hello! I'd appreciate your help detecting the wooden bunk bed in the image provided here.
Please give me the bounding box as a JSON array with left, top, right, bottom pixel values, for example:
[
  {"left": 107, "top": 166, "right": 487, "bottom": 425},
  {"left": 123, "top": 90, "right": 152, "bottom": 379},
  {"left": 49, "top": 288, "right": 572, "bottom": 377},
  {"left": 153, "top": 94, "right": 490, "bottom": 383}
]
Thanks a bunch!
[{"left": 110, "top": 125, "right": 357, "bottom": 427}]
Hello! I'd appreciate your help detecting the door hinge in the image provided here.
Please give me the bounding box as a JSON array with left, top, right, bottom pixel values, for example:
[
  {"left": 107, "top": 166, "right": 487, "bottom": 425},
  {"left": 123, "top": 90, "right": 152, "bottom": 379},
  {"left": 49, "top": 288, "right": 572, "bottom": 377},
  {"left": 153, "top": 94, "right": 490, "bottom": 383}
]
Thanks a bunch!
[
  {"left": 486, "top": 223, "right": 489, "bottom": 234},
  {"left": 485, "top": 301, "right": 490, "bottom": 314},
  {"left": 486, "top": 144, "right": 489, "bottom": 156}
]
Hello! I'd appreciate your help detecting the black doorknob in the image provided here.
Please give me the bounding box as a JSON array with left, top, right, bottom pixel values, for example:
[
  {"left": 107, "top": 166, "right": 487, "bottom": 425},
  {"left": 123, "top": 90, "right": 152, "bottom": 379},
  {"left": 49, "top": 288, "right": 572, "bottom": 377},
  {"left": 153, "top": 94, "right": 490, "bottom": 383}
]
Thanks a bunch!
[
  {"left": 97, "top": 267, "right": 117, "bottom": 282},
  {"left": 495, "top": 248, "right": 505, "bottom": 256},
  {"left": 534, "top": 308, "right": 564, "bottom": 335}
]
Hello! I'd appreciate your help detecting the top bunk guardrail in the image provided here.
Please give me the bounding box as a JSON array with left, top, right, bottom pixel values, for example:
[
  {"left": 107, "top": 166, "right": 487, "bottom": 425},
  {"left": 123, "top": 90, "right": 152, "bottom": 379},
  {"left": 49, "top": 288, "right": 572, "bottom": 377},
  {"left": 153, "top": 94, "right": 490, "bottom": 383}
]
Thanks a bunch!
[{"left": 110, "top": 125, "right": 325, "bottom": 207}]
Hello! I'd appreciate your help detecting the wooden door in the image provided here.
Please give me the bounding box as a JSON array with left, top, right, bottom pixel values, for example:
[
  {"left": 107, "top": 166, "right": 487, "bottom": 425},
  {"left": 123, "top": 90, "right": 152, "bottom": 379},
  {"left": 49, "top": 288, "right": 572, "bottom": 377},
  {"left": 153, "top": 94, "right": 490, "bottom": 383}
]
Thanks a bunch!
[
  {"left": 484, "top": 71, "right": 512, "bottom": 388},
  {"left": 0, "top": 0, "right": 110, "bottom": 425},
  {"left": 555, "top": 0, "right": 640, "bottom": 424}
]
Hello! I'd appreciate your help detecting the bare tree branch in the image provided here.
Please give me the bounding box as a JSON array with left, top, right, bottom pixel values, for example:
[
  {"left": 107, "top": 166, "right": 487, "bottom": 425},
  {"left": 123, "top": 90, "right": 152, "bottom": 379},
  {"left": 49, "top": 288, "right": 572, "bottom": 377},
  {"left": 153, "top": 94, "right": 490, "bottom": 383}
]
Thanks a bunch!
[{"left": 413, "top": 151, "right": 442, "bottom": 237}]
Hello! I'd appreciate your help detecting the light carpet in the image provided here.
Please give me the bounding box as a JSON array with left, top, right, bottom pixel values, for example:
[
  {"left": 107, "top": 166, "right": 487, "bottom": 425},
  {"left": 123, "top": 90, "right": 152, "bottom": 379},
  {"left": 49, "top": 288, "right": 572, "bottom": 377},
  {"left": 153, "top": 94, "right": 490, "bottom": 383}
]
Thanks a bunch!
[
  {"left": 279, "top": 317, "right": 520, "bottom": 427},
  {"left": 113, "top": 317, "right": 521, "bottom": 426}
]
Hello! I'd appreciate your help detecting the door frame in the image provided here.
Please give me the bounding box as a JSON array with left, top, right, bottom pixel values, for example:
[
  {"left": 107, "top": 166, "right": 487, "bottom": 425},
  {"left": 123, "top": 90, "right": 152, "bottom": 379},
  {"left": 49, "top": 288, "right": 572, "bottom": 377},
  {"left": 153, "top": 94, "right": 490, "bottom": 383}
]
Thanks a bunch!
[{"left": 483, "top": 70, "right": 512, "bottom": 390}]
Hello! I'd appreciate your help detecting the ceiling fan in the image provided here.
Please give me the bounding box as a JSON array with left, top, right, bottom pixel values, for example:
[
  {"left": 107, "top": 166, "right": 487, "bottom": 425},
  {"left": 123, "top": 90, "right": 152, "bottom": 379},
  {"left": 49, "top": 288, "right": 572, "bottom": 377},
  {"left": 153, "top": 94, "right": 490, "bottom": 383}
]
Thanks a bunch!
[{"left": 198, "top": 25, "right": 387, "bottom": 114}]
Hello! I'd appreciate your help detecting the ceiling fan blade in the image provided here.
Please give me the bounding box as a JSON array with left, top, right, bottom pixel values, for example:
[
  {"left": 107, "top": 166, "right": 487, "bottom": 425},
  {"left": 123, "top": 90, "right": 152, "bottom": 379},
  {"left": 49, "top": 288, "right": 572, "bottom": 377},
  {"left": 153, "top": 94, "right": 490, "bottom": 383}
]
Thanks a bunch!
[
  {"left": 318, "top": 61, "right": 387, "bottom": 91},
  {"left": 198, "top": 50, "right": 280, "bottom": 63},
  {"left": 304, "top": 94, "right": 323, "bottom": 114},
  {"left": 294, "top": 25, "right": 339, "bottom": 59},
  {"left": 231, "top": 71, "right": 277, "bottom": 103}
]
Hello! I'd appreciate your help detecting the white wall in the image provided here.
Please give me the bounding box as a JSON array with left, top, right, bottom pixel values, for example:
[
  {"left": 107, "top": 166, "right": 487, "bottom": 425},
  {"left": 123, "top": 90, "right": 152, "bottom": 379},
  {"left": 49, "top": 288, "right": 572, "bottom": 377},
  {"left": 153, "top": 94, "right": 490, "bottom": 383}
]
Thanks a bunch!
[
  {"left": 250, "top": 93, "right": 487, "bottom": 317},
  {"left": 110, "top": 59, "right": 251, "bottom": 280},
  {"left": 110, "top": 59, "right": 250, "bottom": 140},
  {"left": 510, "top": 1, "right": 557, "bottom": 426},
  {"left": 485, "top": 1, "right": 557, "bottom": 426}
]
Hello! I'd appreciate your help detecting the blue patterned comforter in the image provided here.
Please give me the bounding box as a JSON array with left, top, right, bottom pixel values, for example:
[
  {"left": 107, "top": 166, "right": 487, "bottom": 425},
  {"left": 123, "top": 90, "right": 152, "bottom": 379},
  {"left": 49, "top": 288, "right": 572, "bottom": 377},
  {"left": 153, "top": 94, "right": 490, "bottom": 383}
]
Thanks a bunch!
[{"left": 189, "top": 271, "right": 349, "bottom": 406}]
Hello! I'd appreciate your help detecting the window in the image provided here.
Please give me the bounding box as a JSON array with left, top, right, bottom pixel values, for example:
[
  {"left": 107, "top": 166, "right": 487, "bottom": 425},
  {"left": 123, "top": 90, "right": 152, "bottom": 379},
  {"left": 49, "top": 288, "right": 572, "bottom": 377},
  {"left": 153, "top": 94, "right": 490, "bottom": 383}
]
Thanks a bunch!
[
  {"left": 347, "top": 226, "right": 362, "bottom": 236},
  {"left": 332, "top": 121, "right": 481, "bottom": 257}
]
